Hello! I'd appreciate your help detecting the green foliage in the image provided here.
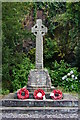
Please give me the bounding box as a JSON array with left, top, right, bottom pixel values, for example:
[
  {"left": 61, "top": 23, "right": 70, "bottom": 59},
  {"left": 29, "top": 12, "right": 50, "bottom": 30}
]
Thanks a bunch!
[
  {"left": 2, "top": 90, "right": 10, "bottom": 95},
  {"left": 2, "top": 2, "right": 34, "bottom": 49},
  {"left": 12, "top": 57, "right": 35, "bottom": 91},
  {"left": 33, "top": 3, "right": 37, "bottom": 21},
  {"left": 75, "top": 41, "right": 80, "bottom": 68},
  {"left": 48, "top": 60, "right": 79, "bottom": 92},
  {"left": 44, "top": 2, "right": 79, "bottom": 67},
  {"left": 2, "top": 46, "right": 13, "bottom": 92},
  {"left": 44, "top": 38, "right": 59, "bottom": 59},
  {"left": 28, "top": 48, "right": 36, "bottom": 63},
  {"left": 2, "top": 48, "right": 35, "bottom": 92},
  {"left": 2, "top": 2, "right": 35, "bottom": 93},
  {"left": 43, "top": 37, "right": 60, "bottom": 68}
]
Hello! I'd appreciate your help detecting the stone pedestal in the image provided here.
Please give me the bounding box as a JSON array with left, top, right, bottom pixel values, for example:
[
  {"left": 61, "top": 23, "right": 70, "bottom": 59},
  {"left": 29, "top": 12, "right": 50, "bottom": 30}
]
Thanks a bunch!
[{"left": 27, "top": 69, "right": 52, "bottom": 92}]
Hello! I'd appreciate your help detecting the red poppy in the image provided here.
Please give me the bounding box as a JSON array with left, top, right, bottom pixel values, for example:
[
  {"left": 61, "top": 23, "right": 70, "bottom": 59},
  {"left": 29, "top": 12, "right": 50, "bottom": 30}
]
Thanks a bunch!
[
  {"left": 17, "top": 87, "right": 29, "bottom": 99},
  {"left": 34, "top": 89, "right": 45, "bottom": 100},
  {"left": 50, "top": 90, "right": 63, "bottom": 100}
]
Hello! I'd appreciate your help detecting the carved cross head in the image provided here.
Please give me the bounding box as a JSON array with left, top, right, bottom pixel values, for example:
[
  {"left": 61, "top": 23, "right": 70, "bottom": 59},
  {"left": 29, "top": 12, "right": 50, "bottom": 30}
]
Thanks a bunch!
[{"left": 31, "top": 19, "right": 47, "bottom": 36}]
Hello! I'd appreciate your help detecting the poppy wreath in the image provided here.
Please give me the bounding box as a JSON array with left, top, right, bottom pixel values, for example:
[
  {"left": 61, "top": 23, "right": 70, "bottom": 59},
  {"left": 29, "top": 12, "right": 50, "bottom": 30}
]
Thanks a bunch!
[
  {"left": 50, "top": 90, "right": 63, "bottom": 100},
  {"left": 34, "top": 89, "right": 45, "bottom": 100},
  {"left": 17, "top": 87, "right": 29, "bottom": 99}
]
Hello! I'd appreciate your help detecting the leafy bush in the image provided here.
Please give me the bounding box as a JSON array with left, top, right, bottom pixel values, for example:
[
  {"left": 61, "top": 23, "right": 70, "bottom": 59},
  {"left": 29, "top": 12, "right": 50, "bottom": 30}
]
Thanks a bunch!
[
  {"left": 2, "top": 46, "right": 14, "bottom": 93},
  {"left": 44, "top": 38, "right": 59, "bottom": 59},
  {"left": 48, "top": 60, "right": 79, "bottom": 92},
  {"left": 75, "top": 41, "right": 80, "bottom": 69},
  {"left": 2, "top": 90, "right": 10, "bottom": 95},
  {"left": 28, "top": 48, "right": 35, "bottom": 63},
  {"left": 43, "top": 38, "right": 60, "bottom": 68},
  {"left": 2, "top": 48, "right": 35, "bottom": 93},
  {"left": 12, "top": 57, "right": 35, "bottom": 91}
]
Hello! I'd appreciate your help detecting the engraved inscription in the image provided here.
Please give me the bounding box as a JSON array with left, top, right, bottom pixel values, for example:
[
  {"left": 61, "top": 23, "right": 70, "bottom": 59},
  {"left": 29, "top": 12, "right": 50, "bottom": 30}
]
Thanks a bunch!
[{"left": 30, "top": 70, "right": 47, "bottom": 87}]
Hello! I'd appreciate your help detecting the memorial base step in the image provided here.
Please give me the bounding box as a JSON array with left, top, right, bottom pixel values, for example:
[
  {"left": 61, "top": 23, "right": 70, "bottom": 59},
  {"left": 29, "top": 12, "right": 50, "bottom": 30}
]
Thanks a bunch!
[
  {"left": 0, "top": 107, "right": 78, "bottom": 120},
  {"left": 1, "top": 99, "right": 78, "bottom": 107},
  {"left": 0, "top": 93, "right": 79, "bottom": 120}
]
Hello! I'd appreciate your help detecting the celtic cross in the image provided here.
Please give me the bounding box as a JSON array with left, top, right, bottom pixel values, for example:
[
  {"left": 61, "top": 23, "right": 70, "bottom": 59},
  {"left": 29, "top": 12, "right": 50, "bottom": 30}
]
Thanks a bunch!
[{"left": 31, "top": 19, "right": 47, "bottom": 69}]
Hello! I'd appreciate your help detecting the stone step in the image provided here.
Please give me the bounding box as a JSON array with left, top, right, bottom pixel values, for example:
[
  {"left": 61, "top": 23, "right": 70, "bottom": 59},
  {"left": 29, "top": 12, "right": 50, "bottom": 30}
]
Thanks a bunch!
[
  {"left": 1, "top": 118, "right": 79, "bottom": 120},
  {"left": 1, "top": 107, "right": 78, "bottom": 120},
  {"left": 1, "top": 93, "right": 78, "bottom": 120},
  {"left": 1, "top": 99, "right": 78, "bottom": 107},
  {"left": 0, "top": 118, "right": 79, "bottom": 120}
]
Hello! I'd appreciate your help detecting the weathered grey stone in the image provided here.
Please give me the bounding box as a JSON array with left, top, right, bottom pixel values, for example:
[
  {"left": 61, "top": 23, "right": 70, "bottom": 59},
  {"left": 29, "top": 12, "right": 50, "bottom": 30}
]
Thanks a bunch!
[
  {"left": 1, "top": 118, "right": 79, "bottom": 120},
  {"left": 1, "top": 99, "right": 78, "bottom": 107},
  {"left": 32, "top": 19, "right": 47, "bottom": 69},
  {"left": 1, "top": 97, "right": 79, "bottom": 120},
  {"left": 27, "top": 69, "right": 51, "bottom": 89},
  {"left": 1, "top": 107, "right": 78, "bottom": 119}
]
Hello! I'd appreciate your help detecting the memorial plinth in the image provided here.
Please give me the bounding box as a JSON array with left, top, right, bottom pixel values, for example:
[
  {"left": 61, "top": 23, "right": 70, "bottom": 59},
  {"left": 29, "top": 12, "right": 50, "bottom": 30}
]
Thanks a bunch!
[
  {"left": 27, "top": 19, "right": 52, "bottom": 91},
  {"left": 27, "top": 69, "right": 52, "bottom": 91}
]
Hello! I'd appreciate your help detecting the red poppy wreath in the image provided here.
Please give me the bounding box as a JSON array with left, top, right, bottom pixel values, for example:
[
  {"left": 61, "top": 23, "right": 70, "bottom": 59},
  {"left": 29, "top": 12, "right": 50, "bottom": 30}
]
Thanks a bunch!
[
  {"left": 17, "top": 87, "right": 29, "bottom": 99},
  {"left": 34, "top": 89, "right": 45, "bottom": 100},
  {"left": 50, "top": 90, "right": 63, "bottom": 100}
]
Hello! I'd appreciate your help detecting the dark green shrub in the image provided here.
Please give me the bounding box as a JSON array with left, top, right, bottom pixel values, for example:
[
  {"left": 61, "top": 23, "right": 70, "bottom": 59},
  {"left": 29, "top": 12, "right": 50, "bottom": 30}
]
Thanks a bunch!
[
  {"left": 75, "top": 41, "right": 80, "bottom": 69},
  {"left": 12, "top": 57, "right": 35, "bottom": 91},
  {"left": 2, "top": 47, "right": 35, "bottom": 93},
  {"left": 48, "top": 60, "right": 79, "bottom": 92},
  {"left": 28, "top": 48, "right": 35, "bottom": 63}
]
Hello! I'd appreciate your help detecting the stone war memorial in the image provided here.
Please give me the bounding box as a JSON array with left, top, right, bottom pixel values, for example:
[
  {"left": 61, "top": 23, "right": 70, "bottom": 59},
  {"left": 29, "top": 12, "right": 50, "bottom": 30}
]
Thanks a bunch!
[
  {"left": 27, "top": 19, "right": 53, "bottom": 91},
  {"left": 1, "top": 19, "right": 78, "bottom": 120},
  {"left": 1, "top": 2, "right": 79, "bottom": 119}
]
